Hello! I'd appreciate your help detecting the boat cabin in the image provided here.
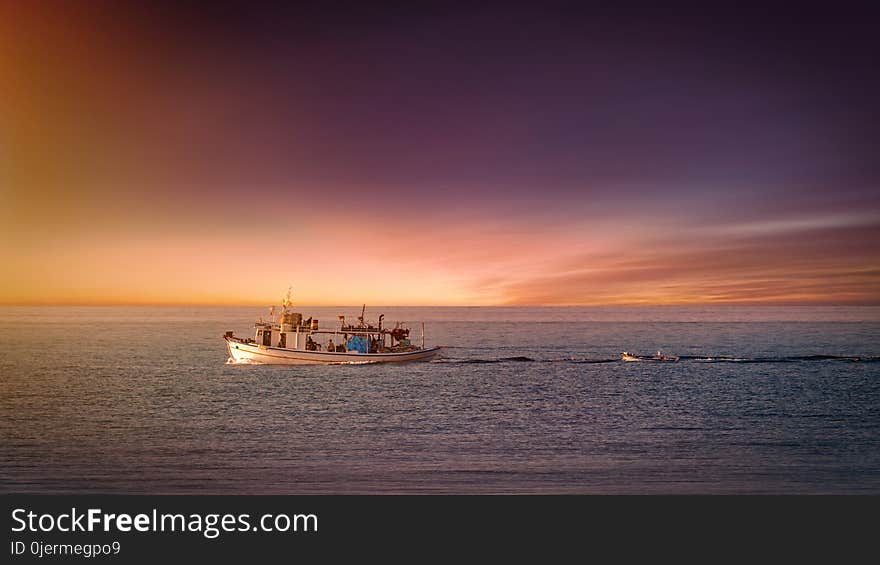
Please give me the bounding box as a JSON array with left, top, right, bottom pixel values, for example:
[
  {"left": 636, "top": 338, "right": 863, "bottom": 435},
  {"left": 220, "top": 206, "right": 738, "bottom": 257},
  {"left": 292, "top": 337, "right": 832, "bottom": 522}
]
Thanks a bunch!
[{"left": 247, "top": 311, "right": 417, "bottom": 354}]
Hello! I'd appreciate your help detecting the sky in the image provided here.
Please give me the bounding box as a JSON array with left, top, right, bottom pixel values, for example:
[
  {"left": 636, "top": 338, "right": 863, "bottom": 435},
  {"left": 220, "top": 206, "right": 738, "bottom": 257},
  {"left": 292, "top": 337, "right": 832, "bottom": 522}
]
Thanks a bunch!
[{"left": 2, "top": 2, "right": 879, "bottom": 306}]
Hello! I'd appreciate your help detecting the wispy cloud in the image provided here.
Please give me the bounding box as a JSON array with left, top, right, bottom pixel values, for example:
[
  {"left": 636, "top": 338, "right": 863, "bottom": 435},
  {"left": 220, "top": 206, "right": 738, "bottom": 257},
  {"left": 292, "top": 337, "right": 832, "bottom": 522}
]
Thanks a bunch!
[{"left": 704, "top": 212, "right": 880, "bottom": 238}]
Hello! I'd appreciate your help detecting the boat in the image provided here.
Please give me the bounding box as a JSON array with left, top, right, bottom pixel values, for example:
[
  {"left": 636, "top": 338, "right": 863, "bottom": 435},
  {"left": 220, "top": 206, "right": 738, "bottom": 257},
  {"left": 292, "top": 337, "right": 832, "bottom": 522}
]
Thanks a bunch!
[
  {"left": 224, "top": 291, "right": 442, "bottom": 365},
  {"left": 621, "top": 350, "right": 680, "bottom": 362}
]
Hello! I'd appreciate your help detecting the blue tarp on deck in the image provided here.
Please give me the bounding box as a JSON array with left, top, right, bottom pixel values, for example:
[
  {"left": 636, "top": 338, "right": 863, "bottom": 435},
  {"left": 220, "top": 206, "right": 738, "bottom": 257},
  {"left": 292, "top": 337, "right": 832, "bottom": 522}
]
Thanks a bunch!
[{"left": 347, "top": 335, "right": 368, "bottom": 353}]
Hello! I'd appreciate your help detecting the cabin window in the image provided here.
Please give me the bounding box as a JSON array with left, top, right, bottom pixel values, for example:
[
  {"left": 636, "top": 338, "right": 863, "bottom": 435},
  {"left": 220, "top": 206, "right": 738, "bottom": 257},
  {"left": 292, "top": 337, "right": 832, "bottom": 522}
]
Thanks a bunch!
[{"left": 263, "top": 330, "right": 272, "bottom": 346}]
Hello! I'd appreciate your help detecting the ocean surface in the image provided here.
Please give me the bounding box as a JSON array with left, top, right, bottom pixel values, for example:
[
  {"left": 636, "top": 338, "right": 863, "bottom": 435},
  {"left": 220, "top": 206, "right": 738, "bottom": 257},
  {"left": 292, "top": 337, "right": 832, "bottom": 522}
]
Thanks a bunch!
[{"left": 2, "top": 306, "right": 879, "bottom": 494}]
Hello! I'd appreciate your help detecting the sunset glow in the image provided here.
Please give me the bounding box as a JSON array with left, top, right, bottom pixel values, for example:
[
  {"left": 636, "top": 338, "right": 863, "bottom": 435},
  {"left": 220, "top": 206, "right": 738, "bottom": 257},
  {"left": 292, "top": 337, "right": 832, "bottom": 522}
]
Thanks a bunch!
[{"left": 3, "top": 4, "right": 878, "bottom": 306}]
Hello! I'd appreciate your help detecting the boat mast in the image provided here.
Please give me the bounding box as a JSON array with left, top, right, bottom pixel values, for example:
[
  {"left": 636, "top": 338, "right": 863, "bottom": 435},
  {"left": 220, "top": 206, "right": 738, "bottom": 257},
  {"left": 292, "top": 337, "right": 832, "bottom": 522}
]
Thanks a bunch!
[{"left": 281, "top": 286, "right": 293, "bottom": 314}]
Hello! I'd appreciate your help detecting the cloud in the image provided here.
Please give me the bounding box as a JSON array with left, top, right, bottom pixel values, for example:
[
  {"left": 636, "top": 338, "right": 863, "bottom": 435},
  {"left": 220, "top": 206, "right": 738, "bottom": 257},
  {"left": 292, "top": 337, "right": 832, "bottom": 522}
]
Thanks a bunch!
[
  {"left": 493, "top": 222, "right": 880, "bottom": 305},
  {"left": 704, "top": 212, "right": 880, "bottom": 238}
]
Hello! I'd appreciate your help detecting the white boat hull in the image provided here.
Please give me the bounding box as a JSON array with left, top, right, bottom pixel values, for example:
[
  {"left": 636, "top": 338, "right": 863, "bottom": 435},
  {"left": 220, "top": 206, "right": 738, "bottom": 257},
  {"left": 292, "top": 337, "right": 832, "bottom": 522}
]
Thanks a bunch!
[{"left": 226, "top": 337, "right": 442, "bottom": 365}]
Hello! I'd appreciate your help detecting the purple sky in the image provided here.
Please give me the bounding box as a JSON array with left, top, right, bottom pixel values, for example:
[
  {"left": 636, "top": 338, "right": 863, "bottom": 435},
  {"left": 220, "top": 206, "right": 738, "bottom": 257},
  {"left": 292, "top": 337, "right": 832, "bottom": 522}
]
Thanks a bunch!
[{"left": 3, "top": 2, "right": 879, "bottom": 304}]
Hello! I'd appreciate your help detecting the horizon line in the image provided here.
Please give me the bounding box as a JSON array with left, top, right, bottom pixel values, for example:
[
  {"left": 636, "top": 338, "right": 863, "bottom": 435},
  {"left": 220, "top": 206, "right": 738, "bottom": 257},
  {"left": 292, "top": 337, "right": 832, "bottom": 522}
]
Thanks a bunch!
[{"left": 2, "top": 302, "right": 879, "bottom": 308}]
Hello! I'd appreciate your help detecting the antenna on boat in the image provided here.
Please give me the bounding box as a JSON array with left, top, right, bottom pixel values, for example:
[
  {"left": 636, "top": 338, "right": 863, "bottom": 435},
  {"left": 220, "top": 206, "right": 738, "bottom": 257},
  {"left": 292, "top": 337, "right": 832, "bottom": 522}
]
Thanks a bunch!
[
  {"left": 281, "top": 286, "right": 293, "bottom": 313},
  {"left": 358, "top": 304, "right": 366, "bottom": 326}
]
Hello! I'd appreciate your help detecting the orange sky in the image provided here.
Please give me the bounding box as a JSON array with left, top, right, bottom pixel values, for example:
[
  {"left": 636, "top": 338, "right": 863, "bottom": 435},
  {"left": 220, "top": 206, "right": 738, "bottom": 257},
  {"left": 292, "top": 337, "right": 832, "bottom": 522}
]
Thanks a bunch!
[
  {"left": 4, "top": 204, "right": 878, "bottom": 306},
  {"left": 2, "top": 3, "right": 878, "bottom": 306}
]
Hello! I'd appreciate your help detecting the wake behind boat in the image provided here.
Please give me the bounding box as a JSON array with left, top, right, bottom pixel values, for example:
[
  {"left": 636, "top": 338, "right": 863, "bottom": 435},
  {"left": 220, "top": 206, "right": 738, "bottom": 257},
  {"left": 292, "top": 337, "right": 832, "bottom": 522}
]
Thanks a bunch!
[
  {"left": 224, "top": 292, "right": 441, "bottom": 365},
  {"left": 621, "top": 350, "right": 680, "bottom": 362}
]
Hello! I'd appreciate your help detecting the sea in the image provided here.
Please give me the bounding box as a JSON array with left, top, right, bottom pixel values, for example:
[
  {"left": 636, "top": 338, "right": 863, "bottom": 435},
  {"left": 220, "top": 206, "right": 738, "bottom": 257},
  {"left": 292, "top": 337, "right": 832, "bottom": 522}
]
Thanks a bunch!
[{"left": 1, "top": 306, "right": 878, "bottom": 494}]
